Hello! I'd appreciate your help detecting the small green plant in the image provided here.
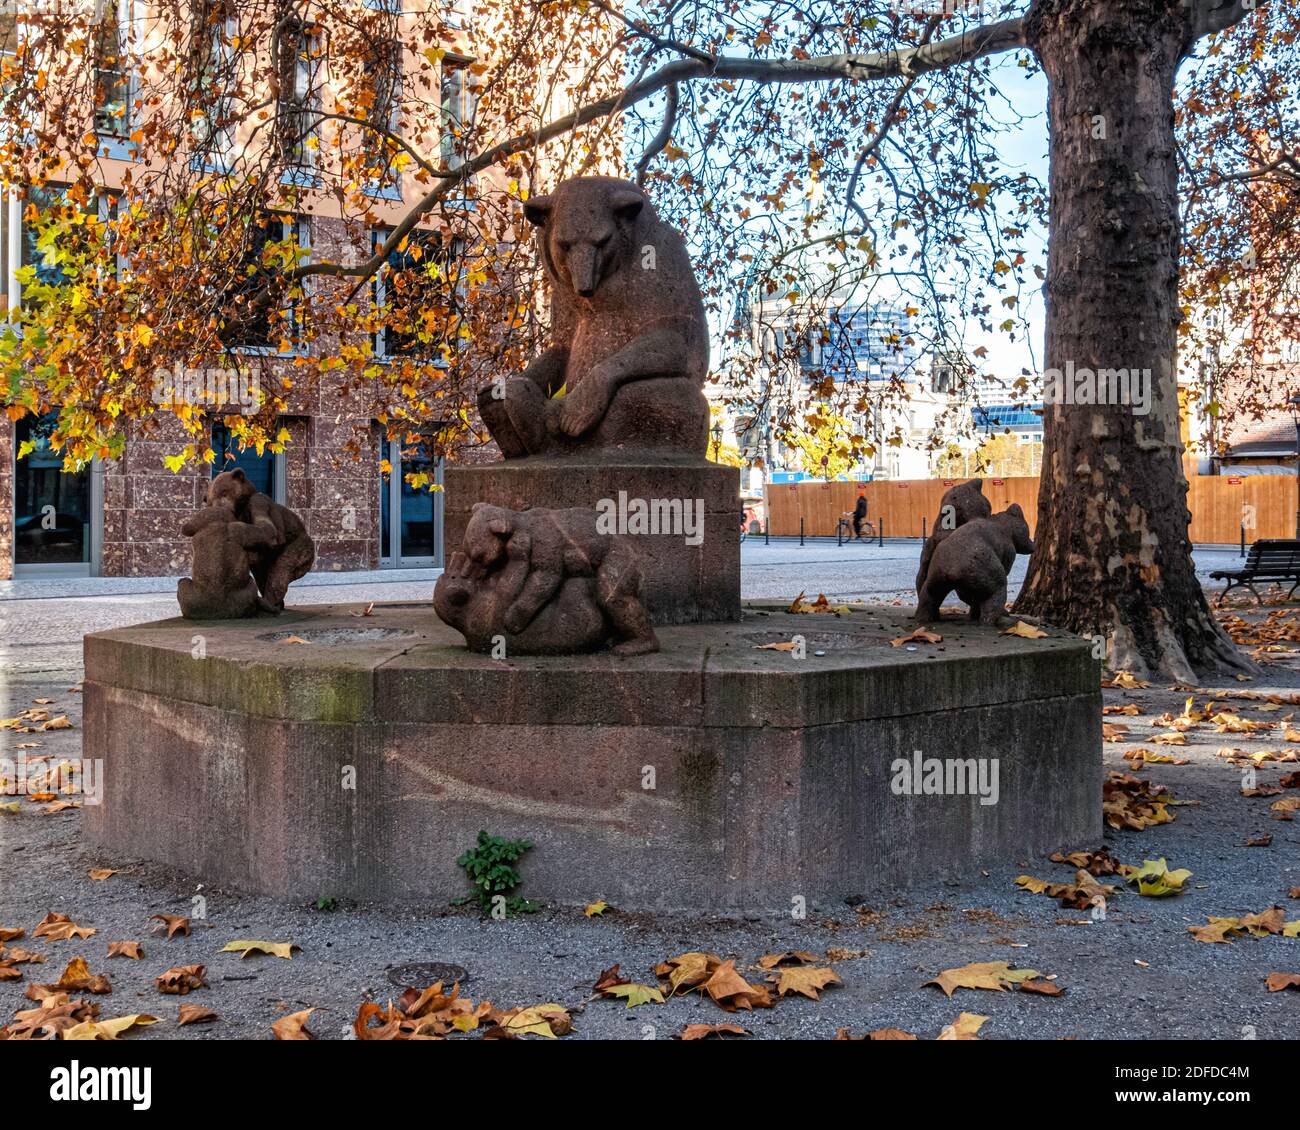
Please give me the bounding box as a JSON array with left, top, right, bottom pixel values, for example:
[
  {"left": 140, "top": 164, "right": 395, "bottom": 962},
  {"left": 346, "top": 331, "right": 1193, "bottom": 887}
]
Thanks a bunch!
[
  {"left": 314, "top": 896, "right": 337, "bottom": 912},
  {"left": 455, "top": 830, "right": 538, "bottom": 916}
]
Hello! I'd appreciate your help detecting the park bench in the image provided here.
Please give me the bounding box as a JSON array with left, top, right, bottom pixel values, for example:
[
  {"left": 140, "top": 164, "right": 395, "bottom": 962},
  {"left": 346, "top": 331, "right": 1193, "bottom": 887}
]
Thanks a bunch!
[{"left": 1209, "top": 538, "right": 1300, "bottom": 605}]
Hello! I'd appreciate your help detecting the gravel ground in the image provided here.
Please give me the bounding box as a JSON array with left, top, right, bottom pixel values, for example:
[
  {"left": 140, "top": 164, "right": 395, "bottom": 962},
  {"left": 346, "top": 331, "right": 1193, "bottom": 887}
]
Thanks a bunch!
[{"left": 2, "top": 570, "right": 1298, "bottom": 1041}]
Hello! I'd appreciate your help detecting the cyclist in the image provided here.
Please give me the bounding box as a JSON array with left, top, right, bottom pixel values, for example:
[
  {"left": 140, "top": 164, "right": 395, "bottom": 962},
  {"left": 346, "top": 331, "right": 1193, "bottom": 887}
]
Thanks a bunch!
[{"left": 852, "top": 493, "right": 868, "bottom": 541}]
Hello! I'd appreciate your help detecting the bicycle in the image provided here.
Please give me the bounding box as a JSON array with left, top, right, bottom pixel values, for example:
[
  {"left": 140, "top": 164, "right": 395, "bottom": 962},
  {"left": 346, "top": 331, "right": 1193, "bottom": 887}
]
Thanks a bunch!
[{"left": 836, "top": 512, "right": 876, "bottom": 542}]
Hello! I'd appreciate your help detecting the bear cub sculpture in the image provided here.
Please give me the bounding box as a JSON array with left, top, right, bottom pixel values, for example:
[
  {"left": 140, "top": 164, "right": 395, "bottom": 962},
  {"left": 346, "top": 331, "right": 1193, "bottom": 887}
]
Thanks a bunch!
[
  {"left": 177, "top": 498, "right": 279, "bottom": 619},
  {"left": 915, "top": 478, "right": 993, "bottom": 595},
  {"left": 915, "top": 503, "right": 1035, "bottom": 625},
  {"left": 434, "top": 502, "right": 659, "bottom": 655},
  {"left": 205, "top": 468, "right": 315, "bottom": 613}
]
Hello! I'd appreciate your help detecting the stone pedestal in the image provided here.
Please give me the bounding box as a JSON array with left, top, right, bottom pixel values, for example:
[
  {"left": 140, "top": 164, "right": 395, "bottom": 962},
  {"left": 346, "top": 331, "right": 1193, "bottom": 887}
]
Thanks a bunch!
[
  {"left": 83, "top": 603, "right": 1102, "bottom": 913},
  {"left": 443, "top": 456, "right": 740, "bottom": 625}
]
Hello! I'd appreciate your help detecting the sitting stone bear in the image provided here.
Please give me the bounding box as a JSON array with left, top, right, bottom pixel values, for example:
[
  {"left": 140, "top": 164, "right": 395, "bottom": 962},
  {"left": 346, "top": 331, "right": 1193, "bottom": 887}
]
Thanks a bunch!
[
  {"left": 177, "top": 501, "right": 279, "bottom": 619},
  {"left": 477, "top": 176, "right": 710, "bottom": 459},
  {"left": 434, "top": 502, "right": 659, "bottom": 655},
  {"left": 915, "top": 503, "right": 1035, "bottom": 624},
  {"left": 207, "top": 468, "right": 315, "bottom": 612}
]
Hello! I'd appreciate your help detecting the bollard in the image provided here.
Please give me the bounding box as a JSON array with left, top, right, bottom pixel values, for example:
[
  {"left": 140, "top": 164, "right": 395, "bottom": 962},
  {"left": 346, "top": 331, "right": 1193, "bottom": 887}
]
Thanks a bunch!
[
  {"left": 1241, "top": 524, "right": 1246, "bottom": 559},
  {"left": 837, "top": 519, "right": 843, "bottom": 547},
  {"left": 765, "top": 519, "right": 769, "bottom": 546},
  {"left": 800, "top": 517, "right": 804, "bottom": 547},
  {"left": 878, "top": 518, "right": 884, "bottom": 548},
  {"left": 922, "top": 515, "right": 927, "bottom": 541}
]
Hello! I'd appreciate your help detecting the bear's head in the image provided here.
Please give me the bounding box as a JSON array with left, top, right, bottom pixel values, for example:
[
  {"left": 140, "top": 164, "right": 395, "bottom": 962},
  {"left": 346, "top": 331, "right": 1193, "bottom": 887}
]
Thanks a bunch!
[
  {"left": 939, "top": 478, "right": 992, "bottom": 531},
  {"left": 996, "top": 503, "right": 1035, "bottom": 554},
  {"left": 463, "top": 502, "right": 516, "bottom": 570},
  {"left": 524, "top": 176, "right": 647, "bottom": 299},
  {"left": 207, "top": 468, "right": 257, "bottom": 513}
]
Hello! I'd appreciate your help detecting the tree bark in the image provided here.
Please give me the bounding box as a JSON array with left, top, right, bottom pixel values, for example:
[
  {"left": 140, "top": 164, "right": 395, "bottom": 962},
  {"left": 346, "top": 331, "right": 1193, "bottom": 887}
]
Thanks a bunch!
[{"left": 1016, "top": 0, "right": 1249, "bottom": 681}]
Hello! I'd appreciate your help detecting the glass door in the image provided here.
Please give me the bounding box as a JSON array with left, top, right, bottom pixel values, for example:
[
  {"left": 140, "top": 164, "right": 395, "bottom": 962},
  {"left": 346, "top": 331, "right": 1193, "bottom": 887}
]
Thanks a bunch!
[
  {"left": 13, "top": 413, "right": 98, "bottom": 575},
  {"left": 378, "top": 434, "right": 441, "bottom": 568}
]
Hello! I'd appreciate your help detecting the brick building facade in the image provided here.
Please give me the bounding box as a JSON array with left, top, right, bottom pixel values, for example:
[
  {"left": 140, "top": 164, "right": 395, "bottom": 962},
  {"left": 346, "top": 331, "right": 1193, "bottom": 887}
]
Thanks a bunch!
[{"left": 0, "top": 214, "right": 444, "bottom": 579}]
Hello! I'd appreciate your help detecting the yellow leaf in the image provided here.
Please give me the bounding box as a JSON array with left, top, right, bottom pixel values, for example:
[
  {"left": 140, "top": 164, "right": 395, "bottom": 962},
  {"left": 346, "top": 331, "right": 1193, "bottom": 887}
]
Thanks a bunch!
[
  {"left": 1001, "top": 621, "right": 1048, "bottom": 639},
  {"left": 938, "top": 1012, "right": 988, "bottom": 1040},
  {"left": 220, "top": 940, "right": 300, "bottom": 960},
  {"left": 63, "top": 1013, "right": 160, "bottom": 1040},
  {"left": 602, "top": 983, "right": 664, "bottom": 1008},
  {"left": 584, "top": 901, "right": 609, "bottom": 917},
  {"left": 926, "top": 962, "right": 1041, "bottom": 997}
]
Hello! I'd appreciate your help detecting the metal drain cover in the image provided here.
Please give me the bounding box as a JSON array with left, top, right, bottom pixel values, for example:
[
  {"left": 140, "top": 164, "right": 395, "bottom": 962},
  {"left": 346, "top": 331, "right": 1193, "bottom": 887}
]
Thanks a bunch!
[{"left": 387, "top": 961, "right": 469, "bottom": 990}]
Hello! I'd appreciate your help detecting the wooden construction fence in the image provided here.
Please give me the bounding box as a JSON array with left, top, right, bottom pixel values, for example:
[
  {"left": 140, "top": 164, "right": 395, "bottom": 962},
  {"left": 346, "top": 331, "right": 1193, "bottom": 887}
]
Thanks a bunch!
[{"left": 765, "top": 474, "right": 1300, "bottom": 545}]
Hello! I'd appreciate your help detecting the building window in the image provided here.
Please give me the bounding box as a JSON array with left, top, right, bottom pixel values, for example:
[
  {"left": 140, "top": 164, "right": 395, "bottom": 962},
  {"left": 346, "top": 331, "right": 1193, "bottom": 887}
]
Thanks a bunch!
[
  {"left": 363, "top": 24, "right": 402, "bottom": 195},
  {"left": 211, "top": 421, "right": 281, "bottom": 499},
  {"left": 19, "top": 185, "right": 75, "bottom": 289},
  {"left": 276, "top": 18, "right": 323, "bottom": 177},
  {"left": 439, "top": 59, "right": 473, "bottom": 172},
  {"left": 219, "top": 214, "right": 308, "bottom": 350},
  {"left": 93, "top": 0, "right": 135, "bottom": 137},
  {"left": 371, "top": 228, "right": 460, "bottom": 360},
  {"left": 191, "top": 2, "right": 237, "bottom": 167}
]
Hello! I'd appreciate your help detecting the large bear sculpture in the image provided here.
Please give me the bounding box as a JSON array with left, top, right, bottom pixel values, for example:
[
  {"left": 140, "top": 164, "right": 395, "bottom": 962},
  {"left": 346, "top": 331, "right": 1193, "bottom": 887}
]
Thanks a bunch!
[{"left": 478, "top": 176, "right": 710, "bottom": 459}]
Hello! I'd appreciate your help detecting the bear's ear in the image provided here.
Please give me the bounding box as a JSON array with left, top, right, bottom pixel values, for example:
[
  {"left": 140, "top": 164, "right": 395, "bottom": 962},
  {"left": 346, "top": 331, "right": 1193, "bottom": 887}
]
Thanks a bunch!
[
  {"left": 523, "top": 195, "right": 553, "bottom": 227},
  {"left": 487, "top": 517, "right": 512, "bottom": 536},
  {"left": 230, "top": 468, "right": 246, "bottom": 481},
  {"left": 1006, "top": 503, "right": 1024, "bottom": 517},
  {"left": 609, "top": 188, "right": 644, "bottom": 224}
]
